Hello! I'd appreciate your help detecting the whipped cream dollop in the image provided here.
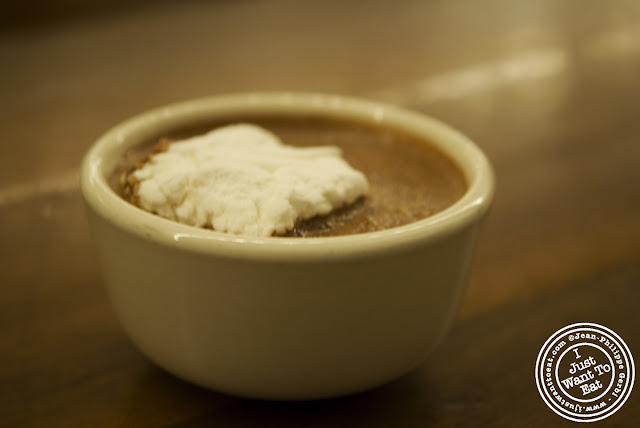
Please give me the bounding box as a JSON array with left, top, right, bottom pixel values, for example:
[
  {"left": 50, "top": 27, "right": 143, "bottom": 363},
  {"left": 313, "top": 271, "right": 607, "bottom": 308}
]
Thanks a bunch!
[{"left": 133, "top": 124, "right": 369, "bottom": 236}]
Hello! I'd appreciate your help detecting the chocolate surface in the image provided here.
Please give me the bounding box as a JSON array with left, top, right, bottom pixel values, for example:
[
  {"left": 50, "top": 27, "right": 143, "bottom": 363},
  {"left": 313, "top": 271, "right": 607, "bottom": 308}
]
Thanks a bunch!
[{"left": 112, "top": 116, "right": 467, "bottom": 237}]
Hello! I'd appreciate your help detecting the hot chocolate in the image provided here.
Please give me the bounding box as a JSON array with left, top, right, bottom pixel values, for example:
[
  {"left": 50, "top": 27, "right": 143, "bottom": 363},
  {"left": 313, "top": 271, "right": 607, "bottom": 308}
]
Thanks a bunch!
[{"left": 111, "top": 116, "right": 467, "bottom": 237}]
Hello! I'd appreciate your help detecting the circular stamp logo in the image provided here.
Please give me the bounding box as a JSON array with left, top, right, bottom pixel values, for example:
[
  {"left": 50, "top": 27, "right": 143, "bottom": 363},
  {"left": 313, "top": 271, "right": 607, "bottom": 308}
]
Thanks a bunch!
[{"left": 535, "top": 323, "right": 635, "bottom": 422}]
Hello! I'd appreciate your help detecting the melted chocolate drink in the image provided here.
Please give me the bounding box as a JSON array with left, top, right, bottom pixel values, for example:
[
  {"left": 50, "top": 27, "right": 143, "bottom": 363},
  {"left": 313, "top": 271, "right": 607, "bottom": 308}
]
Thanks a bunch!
[{"left": 111, "top": 116, "right": 467, "bottom": 237}]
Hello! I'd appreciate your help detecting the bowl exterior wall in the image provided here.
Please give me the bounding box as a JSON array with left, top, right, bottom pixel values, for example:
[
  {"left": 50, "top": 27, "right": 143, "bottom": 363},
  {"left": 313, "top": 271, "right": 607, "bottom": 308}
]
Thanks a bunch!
[{"left": 86, "top": 205, "right": 481, "bottom": 400}]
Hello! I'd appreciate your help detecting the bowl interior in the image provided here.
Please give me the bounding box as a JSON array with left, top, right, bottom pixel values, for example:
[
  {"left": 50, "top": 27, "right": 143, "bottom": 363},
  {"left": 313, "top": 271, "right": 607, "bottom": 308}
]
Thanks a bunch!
[{"left": 81, "top": 92, "right": 494, "bottom": 261}]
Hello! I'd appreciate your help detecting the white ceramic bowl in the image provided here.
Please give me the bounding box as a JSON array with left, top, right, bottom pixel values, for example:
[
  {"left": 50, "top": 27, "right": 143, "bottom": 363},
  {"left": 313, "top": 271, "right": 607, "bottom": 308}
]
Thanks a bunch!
[{"left": 81, "top": 92, "right": 494, "bottom": 400}]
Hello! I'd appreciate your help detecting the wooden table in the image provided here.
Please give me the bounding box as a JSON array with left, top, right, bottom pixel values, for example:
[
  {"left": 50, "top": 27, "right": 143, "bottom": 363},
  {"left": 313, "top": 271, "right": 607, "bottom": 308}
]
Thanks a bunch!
[{"left": 2, "top": 1, "right": 639, "bottom": 426}]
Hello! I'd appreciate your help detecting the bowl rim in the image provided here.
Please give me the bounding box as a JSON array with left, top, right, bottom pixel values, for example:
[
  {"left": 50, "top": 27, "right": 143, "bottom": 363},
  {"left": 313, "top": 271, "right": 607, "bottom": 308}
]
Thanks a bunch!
[{"left": 80, "top": 92, "right": 494, "bottom": 261}]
